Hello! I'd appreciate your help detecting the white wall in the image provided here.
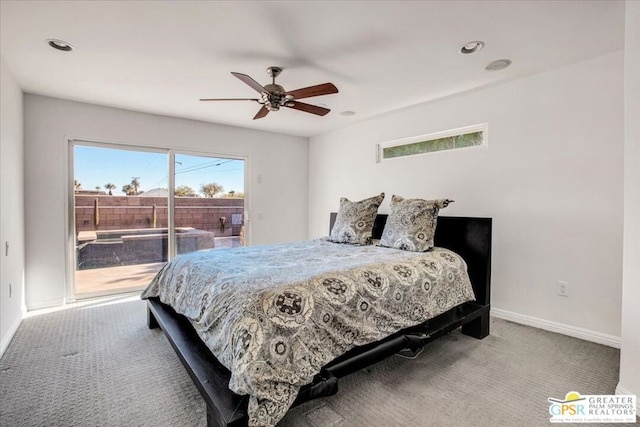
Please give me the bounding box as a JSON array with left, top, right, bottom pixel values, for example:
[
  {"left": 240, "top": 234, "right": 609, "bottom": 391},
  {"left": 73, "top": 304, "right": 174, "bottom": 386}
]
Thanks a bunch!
[
  {"left": 618, "top": 0, "right": 640, "bottom": 401},
  {"left": 309, "top": 52, "right": 624, "bottom": 341},
  {"left": 24, "top": 95, "right": 308, "bottom": 310},
  {"left": 0, "top": 56, "right": 25, "bottom": 357}
]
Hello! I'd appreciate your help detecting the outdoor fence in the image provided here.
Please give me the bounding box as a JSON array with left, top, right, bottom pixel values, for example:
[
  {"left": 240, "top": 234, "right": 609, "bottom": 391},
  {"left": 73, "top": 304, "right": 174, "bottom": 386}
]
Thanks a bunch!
[{"left": 75, "top": 195, "right": 244, "bottom": 236}]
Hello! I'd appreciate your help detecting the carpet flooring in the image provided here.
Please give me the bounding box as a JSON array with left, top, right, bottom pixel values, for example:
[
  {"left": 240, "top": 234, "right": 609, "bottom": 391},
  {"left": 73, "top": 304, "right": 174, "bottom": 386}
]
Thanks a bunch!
[{"left": 0, "top": 297, "right": 634, "bottom": 427}]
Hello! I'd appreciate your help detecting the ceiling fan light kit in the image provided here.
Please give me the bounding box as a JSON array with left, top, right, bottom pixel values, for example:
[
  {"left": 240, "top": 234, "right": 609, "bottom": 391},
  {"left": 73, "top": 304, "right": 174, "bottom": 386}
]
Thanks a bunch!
[{"left": 200, "top": 66, "right": 338, "bottom": 120}]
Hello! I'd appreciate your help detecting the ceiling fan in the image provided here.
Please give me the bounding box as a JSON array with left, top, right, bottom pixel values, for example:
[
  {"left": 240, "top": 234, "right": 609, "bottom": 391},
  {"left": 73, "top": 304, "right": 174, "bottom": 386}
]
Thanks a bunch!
[{"left": 200, "top": 67, "right": 338, "bottom": 120}]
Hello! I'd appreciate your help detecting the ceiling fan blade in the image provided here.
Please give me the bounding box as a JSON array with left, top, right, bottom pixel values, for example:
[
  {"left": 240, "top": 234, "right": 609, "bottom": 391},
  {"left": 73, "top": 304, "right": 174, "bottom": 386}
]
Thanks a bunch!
[
  {"left": 199, "top": 98, "right": 259, "bottom": 101},
  {"left": 285, "top": 101, "right": 330, "bottom": 116},
  {"left": 231, "top": 72, "right": 269, "bottom": 94},
  {"left": 285, "top": 83, "right": 338, "bottom": 100},
  {"left": 253, "top": 106, "right": 269, "bottom": 120}
]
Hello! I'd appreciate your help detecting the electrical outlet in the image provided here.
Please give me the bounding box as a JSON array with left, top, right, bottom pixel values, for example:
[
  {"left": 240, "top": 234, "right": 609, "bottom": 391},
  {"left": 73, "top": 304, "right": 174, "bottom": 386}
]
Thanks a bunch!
[{"left": 557, "top": 281, "right": 569, "bottom": 297}]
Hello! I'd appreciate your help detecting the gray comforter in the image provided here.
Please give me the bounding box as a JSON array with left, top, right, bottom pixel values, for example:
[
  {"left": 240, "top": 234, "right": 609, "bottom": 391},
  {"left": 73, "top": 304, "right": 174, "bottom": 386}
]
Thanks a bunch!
[{"left": 141, "top": 238, "right": 475, "bottom": 426}]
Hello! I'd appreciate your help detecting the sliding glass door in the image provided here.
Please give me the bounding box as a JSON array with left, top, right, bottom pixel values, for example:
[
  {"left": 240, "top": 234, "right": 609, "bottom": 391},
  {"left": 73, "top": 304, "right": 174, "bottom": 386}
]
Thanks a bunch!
[
  {"left": 173, "top": 153, "right": 245, "bottom": 255},
  {"left": 71, "top": 142, "right": 246, "bottom": 299},
  {"left": 73, "top": 144, "right": 168, "bottom": 297}
]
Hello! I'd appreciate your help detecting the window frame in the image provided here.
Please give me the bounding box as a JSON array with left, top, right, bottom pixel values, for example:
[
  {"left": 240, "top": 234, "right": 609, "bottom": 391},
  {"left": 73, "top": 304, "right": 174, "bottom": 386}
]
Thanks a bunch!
[{"left": 376, "top": 123, "right": 488, "bottom": 163}]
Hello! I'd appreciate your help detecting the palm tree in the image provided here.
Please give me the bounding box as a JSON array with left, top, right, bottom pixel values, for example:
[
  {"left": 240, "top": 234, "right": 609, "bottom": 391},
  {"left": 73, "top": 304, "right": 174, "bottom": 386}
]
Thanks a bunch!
[
  {"left": 122, "top": 178, "right": 141, "bottom": 196},
  {"left": 74, "top": 180, "right": 82, "bottom": 190},
  {"left": 104, "top": 183, "right": 116, "bottom": 195},
  {"left": 200, "top": 182, "right": 224, "bottom": 198},
  {"left": 130, "top": 177, "right": 141, "bottom": 195}
]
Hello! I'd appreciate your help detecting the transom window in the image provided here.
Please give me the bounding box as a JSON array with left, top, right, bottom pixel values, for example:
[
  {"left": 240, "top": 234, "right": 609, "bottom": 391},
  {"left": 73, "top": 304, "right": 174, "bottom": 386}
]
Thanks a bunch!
[{"left": 377, "top": 124, "right": 487, "bottom": 162}]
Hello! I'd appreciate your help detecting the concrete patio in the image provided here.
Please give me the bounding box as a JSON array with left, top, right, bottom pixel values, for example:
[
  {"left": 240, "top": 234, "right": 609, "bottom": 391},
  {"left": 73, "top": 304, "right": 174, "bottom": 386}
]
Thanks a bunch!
[{"left": 75, "top": 236, "right": 241, "bottom": 296}]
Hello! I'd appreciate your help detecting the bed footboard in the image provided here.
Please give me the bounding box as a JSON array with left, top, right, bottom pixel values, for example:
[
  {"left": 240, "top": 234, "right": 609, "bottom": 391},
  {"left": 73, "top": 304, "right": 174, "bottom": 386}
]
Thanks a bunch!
[
  {"left": 147, "top": 306, "right": 159, "bottom": 329},
  {"left": 147, "top": 298, "right": 249, "bottom": 427},
  {"left": 461, "top": 309, "right": 490, "bottom": 339},
  {"left": 147, "top": 297, "right": 489, "bottom": 427}
]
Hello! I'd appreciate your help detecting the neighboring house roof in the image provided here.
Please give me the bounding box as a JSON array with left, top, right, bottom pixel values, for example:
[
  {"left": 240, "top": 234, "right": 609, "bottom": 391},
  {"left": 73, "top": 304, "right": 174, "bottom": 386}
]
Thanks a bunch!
[
  {"left": 75, "top": 190, "right": 105, "bottom": 195},
  {"left": 139, "top": 188, "right": 168, "bottom": 197}
]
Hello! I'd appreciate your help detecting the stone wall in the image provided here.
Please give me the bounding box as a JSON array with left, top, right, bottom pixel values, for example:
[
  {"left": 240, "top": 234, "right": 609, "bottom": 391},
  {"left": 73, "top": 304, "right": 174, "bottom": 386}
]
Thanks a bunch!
[{"left": 75, "top": 195, "right": 244, "bottom": 236}]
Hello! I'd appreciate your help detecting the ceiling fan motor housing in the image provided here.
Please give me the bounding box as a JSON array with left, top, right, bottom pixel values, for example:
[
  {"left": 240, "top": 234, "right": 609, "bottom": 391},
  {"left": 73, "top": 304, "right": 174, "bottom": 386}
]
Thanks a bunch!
[{"left": 263, "top": 83, "right": 286, "bottom": 111}]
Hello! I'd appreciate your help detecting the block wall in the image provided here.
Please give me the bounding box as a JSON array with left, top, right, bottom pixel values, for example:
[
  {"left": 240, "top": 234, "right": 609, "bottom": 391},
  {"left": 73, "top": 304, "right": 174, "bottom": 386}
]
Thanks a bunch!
[{"left": 75, "top": 195, "right": 244, "bottom": 236}]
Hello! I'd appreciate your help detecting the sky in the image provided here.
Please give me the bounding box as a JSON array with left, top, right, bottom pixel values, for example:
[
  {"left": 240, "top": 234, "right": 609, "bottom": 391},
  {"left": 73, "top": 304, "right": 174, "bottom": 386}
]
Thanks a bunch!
[{"left": 74, "top": 145, "right": 244, "bottom": 196}]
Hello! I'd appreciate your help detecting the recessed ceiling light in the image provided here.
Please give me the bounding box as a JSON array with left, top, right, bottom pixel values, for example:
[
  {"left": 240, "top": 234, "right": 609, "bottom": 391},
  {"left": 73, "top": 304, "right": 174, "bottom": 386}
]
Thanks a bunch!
[
  {"left": 46, "top": 39, "right": 73, "bottom": 52},
  {"left": 485, "top": 59, "right": 512, "bottom": 71},
  {"left": 460, "top": 41, "right": 484, "bottom": 54},
  {"left": 340, "top": 111, "right": 356, "bottom": 116}
]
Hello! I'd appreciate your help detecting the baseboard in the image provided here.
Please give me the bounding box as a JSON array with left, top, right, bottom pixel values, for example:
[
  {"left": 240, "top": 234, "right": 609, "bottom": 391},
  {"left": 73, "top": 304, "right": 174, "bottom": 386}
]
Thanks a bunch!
[
  {"left": 491, "top": 308, "right": 621, "bottom": 349},
  {"left": 615, "top": 383, "right": 639, "bottom": 414},
  {"left": 0, "top": 315, "right": 23, "bottom": 359}
]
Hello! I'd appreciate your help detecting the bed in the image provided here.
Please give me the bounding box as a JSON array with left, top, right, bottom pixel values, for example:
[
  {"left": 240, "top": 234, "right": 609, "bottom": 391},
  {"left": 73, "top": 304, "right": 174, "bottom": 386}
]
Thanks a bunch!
[{"left": 144, "top": 214, "right": 492, "bottom": 427}]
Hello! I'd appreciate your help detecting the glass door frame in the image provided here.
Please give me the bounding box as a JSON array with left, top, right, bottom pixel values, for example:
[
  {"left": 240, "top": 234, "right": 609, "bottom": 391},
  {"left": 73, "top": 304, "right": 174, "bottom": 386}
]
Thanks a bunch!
[
  {"left": 169, "top": 149, "right": 249, "bottom": 259},
  {"left": 66, "top": 138, "right": 250, "bottom": 302}
]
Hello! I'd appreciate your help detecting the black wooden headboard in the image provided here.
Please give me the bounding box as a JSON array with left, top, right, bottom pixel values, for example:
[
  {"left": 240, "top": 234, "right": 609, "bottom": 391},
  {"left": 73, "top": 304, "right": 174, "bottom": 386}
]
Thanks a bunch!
[{"left": 329, "top": 213, "right": 492, "bottom": 306}]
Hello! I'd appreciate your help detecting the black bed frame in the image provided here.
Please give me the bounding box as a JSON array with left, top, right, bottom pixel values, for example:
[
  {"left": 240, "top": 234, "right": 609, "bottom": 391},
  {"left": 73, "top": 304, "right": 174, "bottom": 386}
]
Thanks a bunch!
[{"left": 146, "top": 215, "right": 492, "bottom": 427}]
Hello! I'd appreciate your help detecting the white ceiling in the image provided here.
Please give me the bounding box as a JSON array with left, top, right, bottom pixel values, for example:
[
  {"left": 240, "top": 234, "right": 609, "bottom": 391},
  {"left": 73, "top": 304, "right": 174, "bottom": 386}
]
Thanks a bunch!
[{"left": 0, "top": 1, "right": 624, "bottom": 138}]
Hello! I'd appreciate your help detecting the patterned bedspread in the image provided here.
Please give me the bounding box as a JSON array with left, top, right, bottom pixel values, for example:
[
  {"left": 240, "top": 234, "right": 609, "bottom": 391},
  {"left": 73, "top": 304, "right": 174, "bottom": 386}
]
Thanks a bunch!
[{"left": 141, "top": 239, "right": 475, "bottom": 426}]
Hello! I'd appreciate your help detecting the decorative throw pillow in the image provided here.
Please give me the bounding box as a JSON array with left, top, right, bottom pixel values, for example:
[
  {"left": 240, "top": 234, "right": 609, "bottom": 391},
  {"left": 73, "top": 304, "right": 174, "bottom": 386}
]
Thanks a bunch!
[
  {"left": 329, "top": 193, "right": 385, "bottom": 245},
  {"left": 380, "top": 196, "right": 453, "bottom": 252}
]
